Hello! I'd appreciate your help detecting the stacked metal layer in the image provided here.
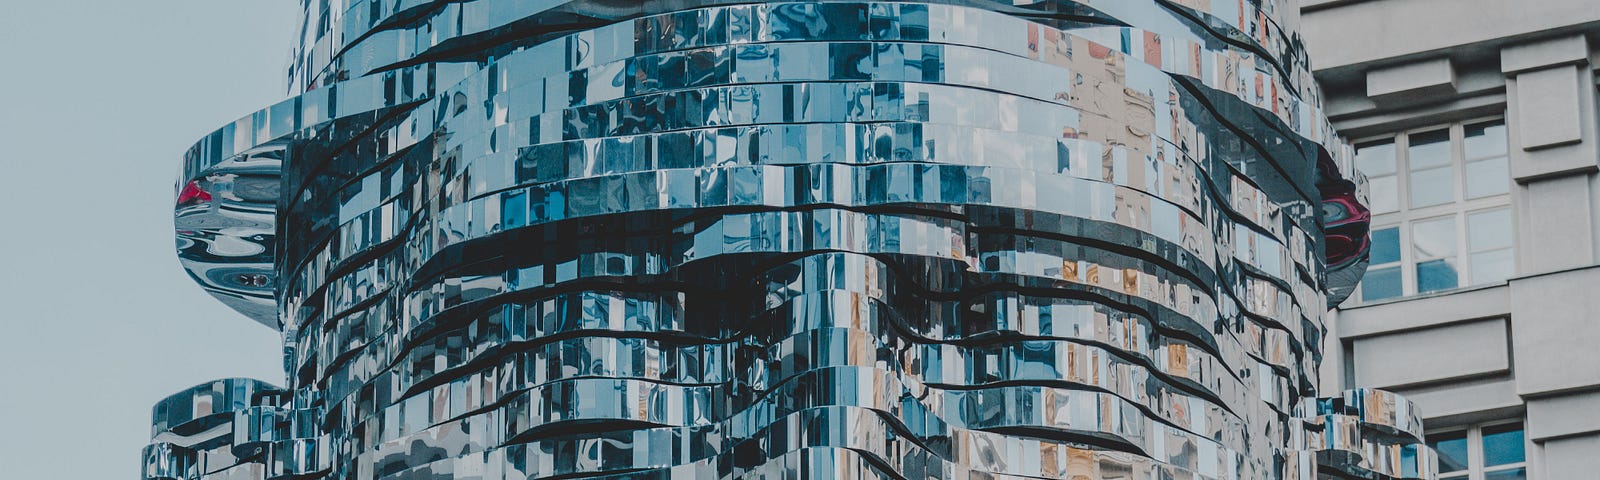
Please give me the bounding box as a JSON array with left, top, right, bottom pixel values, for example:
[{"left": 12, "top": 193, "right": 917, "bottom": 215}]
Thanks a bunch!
[{"left": 152, "top": 1, "right": 1428, "bottom": 479}]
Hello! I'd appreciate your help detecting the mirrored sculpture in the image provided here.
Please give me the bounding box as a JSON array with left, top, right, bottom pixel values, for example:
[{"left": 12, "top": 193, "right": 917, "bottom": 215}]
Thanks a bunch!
[{"left": 150, "top": 1, "right": 1431, "bottom": 479}]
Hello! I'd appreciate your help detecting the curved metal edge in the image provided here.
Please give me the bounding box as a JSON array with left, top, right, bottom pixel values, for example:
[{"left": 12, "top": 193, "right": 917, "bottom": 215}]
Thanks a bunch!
[
  {"left": 149, "top": 378, "right": 285, "bottom": 438},
  {"left": 1297, "top": 388, "right": 1436, "bottom": 480},
  {"left": 1320, "top": 148, "right": 1373, "bottom": 308},
  {"left": 174, "top": 146, "right": 284, "bottom": 329}
]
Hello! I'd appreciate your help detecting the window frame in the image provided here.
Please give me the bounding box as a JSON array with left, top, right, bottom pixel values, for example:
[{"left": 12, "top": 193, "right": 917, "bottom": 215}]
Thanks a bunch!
[
  {"left": 1352, "top": 116, "right": 1513, "bottom": 304},
  {"left": 1428, "top": 420, "right": 1528, "bottom": 480}
]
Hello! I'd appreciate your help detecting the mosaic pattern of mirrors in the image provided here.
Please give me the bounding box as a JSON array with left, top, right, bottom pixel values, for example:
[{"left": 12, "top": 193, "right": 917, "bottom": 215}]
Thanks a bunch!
[{"left": 150, "top": 1, "right": 1430, "bottom": 479}]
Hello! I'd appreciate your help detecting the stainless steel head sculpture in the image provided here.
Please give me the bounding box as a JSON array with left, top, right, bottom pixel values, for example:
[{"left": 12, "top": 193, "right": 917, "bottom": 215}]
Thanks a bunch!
[{"left": 150, "top": 1, "right": 1431, "bottom": 479}]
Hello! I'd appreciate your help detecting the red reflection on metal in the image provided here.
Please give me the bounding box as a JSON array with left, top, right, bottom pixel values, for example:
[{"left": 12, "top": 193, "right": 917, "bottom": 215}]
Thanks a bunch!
[{"left": 178, "top": 180, "right": 213, "bottom": 206}]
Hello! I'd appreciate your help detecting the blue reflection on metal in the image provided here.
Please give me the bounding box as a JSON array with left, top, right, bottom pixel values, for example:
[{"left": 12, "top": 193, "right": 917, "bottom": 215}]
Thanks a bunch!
[{"left": 150, "top": 1, "right": 1431, "bottom": 479}]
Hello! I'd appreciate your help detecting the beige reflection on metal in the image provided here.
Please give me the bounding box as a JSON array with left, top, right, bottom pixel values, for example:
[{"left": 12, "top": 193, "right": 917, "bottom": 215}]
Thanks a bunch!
[{"left": 152, "top": 1, "right": 1432, "bottom": 479}]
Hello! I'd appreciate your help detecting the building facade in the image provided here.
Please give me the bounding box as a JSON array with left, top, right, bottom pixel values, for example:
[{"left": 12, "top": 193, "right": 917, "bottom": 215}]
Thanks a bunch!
[
  {"left": 145, "top": 1, "right": 1431, "bottom": 479},
  {"left": 1304, "top": 1, "right": 1600, "bottom": 479}
]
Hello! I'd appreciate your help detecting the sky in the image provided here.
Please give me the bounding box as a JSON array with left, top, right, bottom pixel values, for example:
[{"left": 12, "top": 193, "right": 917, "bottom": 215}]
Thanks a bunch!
[{"left": 0, "top": 1, "right": 302, "bottom": 477}]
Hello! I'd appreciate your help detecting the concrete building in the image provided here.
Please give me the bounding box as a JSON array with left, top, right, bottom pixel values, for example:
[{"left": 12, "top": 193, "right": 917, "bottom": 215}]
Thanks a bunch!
[{"left": 1305, "top": 1, "right": 1600, "bottom": 479}]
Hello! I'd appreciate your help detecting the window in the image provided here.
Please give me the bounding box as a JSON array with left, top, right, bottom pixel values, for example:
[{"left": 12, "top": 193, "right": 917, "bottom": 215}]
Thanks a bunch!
[
  {"left": 1429, "top": 422, "right": 1527, "bottom": 480},
  {"left": 1354, "top": 118, "right": 1512, "bottom": 302}
]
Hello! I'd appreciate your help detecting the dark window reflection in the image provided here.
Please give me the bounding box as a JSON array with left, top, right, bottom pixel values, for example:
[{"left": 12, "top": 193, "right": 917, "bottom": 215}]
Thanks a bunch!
[
  {"left": 1371, "top": 227, "right": 1400, "bottom": 264},
  {"left": 1409, "top": 128, "right": 1454, "bottom": 208},
  {"left": 1465, "top": 121, "right": 1509, "bottom": 199},
  {"left": 1409, "top": 129, "right": 1452, "bottom": 168},
  {"left": 1417, "top": 259, "right": 1459, "bottom": 293},
  {"left": 1363, "top": 266, "right": 1402, "bottom": 301},
  {"left": 1482, "top": 424, "right": 1526, "bottom": 466},
  {"left": 1428, "top": 431, "right": 1469, "bottom": 473},
  {"left": 1485, "top": 468, "right": 1527, "bottom": 480},
  {"left": 1357, "top": 140, "right": 1399, "bottom": 213},
  {"left": 1465, "top": 121, "right": 1508, "bottom": 157}
]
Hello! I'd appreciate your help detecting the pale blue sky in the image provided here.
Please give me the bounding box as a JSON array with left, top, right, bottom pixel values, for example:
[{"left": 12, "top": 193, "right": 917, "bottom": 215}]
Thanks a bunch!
[{"left": 0, "top": 1, "right": 302, "bottom": 477}]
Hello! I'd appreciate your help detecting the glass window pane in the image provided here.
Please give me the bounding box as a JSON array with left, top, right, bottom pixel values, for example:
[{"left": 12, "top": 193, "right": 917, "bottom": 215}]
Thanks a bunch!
[
  {"left": 1472, "top": 249, "right": 1514, "bottom": 286},
  {"left": 1466, "top": 120, "right": 1508, "bottom": 158},
  {"left": 1362, "top": 266, "right": 1402, "bottom": 301},
  {"left": 1418, "top": 258, "right": 1460, "bottom": 293},
  {"left": 1485, "top": 468, "right": 1527, "bottom": 480},
  {"left": 1469, "top": 209, "right": 1513, "bottom": 251},
  {"left": 1411, "top": 166, "right": 1455, "bottom": 207},
  {"left": 1370, "top": 175, "right": 1399, "bottom": 214},
  {"left": 1358, "top": 140, "right": 1398, "bottom": 176},
  {"left": 1483, "top": 424, "right": 1526, "bottom": 466},
  {"left": 1372, "top": 227, "right": 1400, "bottom": 264},
  {"left": 1413, "top": 217, "right": 1458, "bottom": 259},
  {"left": 1409, "top": 129, "right": 1452, "bottom": 169},
  {"left": 1466, "top": 157, "right": 1510, "bottom": 198},
  {"left": 1429, "top": 431, "right": 1469, "bottom": 473}
]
